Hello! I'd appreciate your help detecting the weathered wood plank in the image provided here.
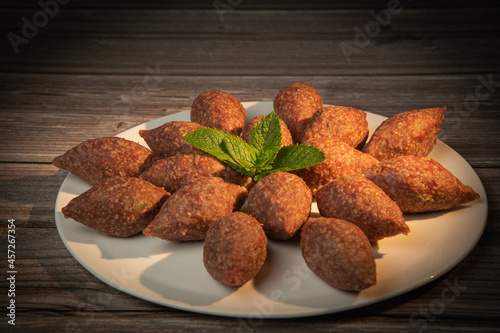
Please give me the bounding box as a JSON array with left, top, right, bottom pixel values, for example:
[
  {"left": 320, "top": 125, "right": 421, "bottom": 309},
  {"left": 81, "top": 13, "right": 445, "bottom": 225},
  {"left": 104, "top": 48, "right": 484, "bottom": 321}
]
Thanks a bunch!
[
  {"left": 6, "top": 265, "right": 497, "bottom": 332},
  {"left": 0, "top": 163, "right": 66, "bottom": 227},
  {"left": 9, "top": 310, "right": 500, "bottom": 333},
  {"left": 3, "top": 0, "right": 499, "bottom": 10},
  {"left": 1, "top": 74, "right": 498, "bottom": 165},
  {"left": 2, "top": 6, "right": 499, "bottom": 76},
  {"left": 2, "top": 32, "right": 499, "bottom": 75},
  {"left": 2, "top": 8, "right": 499, "bottom": 36}
]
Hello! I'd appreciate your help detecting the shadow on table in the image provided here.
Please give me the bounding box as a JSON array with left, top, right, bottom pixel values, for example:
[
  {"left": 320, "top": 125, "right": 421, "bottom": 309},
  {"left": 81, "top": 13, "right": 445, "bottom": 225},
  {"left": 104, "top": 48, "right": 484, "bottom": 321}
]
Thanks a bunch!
[
  {"left": 139, "top": 241, "right": 238, "bottom": 307},
  {"left": 57, "top": 212, "right": 179, "bottom": 259},
  {"left": 403, "top": 205, "right": 472, "bottom": 222}
]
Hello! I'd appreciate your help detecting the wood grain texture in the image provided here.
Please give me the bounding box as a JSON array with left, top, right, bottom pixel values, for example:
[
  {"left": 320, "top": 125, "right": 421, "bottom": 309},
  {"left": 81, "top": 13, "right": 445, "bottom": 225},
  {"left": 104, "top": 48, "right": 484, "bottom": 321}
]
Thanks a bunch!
[
  {"left": 1, "top": 34, "right": 499, "bottom": 76},
  {"left": 1, "top": 8, "right": 499, "bottom": 75},
  {"left": 1, "top": 74, "right": 498, "bottom": 165},
  {"left": 3, "top": 0, "right": 500, "bottom": 10},
  {"left": 2, "top": 8, "right": 499, "bottom": 35},
  {"left": 0, "top": 1, "right": 499, "bottom": 332}
]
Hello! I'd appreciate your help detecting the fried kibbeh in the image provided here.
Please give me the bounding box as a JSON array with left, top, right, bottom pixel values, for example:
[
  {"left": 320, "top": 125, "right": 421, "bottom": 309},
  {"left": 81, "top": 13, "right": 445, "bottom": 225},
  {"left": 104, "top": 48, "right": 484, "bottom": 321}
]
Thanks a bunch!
[
  {"left": 143, "top": 177, "right": 248, "bottom": 241},
  {"left": 301, "top": 217, "right": 376, "bottom": 291},
  {"left": 54, "top": 72, "right": 486, "bottom": 293},
  {"left": 203, "top": 212, "right": 267, "bottom": 286},
  {"left": 248, "top": 172, "right": 312, "bottom": 240},
  {"left": 364, "top": 155, "right": 480, "bottom": 213},
  {"left": 273, "top": 81, "right": 323, "bottom": 142},
  {"left": 240, "top": 115, "right": 293, "bottom": 147},
  {"left": 363, "top": 107, "right": 446, "bottom": 161},
  {"left": 300, "top": 106, "right": 369, "bottom": 148},
  {"left": 52, "top": 137, "right": 155, "bottom": 185},
  {"left": 316, "top": 175, "right": 410, "bottom": 242},
  {"left": 62, "top": 177, "right": 170, "bottom": 237},
  {"left": 139, "top": 153, "right": 253, "bottom": 193},
  {"left": 295, "top": 137, "right": 379, "bottom": 193},
  {"left": 191, "top": 90, "right": 246, "bottom": 135},
  {"left": 139, "top": 121, "right": 204, "bottom": 159}
]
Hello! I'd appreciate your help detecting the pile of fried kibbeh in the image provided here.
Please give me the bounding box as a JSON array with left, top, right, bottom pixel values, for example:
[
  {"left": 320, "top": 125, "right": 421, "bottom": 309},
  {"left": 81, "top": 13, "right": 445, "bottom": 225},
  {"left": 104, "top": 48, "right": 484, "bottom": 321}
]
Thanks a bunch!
[{"left": 53, "top": 82, "right": 480, "bottom": 292}]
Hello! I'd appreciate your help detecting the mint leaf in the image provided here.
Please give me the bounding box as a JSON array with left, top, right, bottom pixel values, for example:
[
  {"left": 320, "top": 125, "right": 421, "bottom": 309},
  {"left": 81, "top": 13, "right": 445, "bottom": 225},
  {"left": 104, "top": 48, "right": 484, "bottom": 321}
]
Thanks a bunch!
[
  {"left": 221, "top": 136, "right": 259, "bottom": 175},
  {"left": 254, "top": 144, "right": 326, "bottom": 181},
  {"left": 184, "top": 114, "right": 325, "bottom": 182},
  {"left": 249, "top": 111, "right": 282, "bottom": 166},
  {"left": 184, "top": 127, "right": 257, "bottom": 175},
  {"left": 183, "top": 127, "right": 232, "bottom": 161}
]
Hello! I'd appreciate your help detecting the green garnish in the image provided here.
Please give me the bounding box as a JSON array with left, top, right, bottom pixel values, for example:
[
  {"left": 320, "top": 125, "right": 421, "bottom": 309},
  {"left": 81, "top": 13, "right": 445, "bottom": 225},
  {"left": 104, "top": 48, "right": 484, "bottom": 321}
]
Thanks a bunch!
[{"left": 184, "top": 111, "right": 325, "bottom": 181}]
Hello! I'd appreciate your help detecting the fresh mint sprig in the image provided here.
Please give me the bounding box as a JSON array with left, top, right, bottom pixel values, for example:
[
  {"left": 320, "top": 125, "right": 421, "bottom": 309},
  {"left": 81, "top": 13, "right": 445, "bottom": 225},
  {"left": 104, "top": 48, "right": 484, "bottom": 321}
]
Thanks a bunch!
[{"left": 183, "top": 111, "right": 325, "bottom": 181}]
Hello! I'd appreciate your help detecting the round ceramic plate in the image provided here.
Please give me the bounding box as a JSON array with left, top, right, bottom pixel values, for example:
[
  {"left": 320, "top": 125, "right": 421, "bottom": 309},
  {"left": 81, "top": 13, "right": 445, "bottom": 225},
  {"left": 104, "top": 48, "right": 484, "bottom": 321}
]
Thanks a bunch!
[{"left": 54, "top": 101, "right": 488, "bottom": 318}]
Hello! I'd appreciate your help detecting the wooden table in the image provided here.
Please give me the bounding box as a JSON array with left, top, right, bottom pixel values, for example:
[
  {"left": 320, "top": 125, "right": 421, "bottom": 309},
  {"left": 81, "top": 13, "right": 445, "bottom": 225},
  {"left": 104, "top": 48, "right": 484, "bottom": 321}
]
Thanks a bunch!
[{"left": 1, "top": 1, "right": 499, "bottom": 332}]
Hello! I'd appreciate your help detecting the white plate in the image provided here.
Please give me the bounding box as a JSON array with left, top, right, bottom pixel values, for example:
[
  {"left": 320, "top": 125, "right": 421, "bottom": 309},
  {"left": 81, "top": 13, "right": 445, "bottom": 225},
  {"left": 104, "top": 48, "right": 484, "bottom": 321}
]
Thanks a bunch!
[{"left": 54, "top": 101, "right": 488, "bottom": 319}]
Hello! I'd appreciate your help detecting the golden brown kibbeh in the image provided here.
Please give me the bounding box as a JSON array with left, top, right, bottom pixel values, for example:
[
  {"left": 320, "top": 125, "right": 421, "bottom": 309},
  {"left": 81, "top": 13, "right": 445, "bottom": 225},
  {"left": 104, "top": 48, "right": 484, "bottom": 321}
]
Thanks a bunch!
[
  {"left": 363, "top": 107, "right": 446, "bottom": 161},
  {"left": 295, "top": 137, "right": 378, "bottom": 193},
  {"left": 301, "top": 217, "right": 376, "bottom": 292},
  {"left": 273, "top": 81, "right": 323, "bottom": 142},
  {"left": 240, "top": 115, "right": 293, "bottom": 147},
  {"left": 203, "top": 212, "right": 267, "bottom": 287},
  {"left": 139, "top": 121, "right": 204, "bottom": 159},
  {"left": 62, "top": 177, "right": 170, "bottom": 237},
  {"left": 191, "top": 90, "right": 246, "bottom": 135},
  {"left": 364, "top": 155, "right": 480, "bottom": 213},
  {"left": 52, "top": 137, "right": 155, "bottom": 186},
  {"left": 139, "top": 153, "right": 253, "bottom": 193},
  {"left": 316, "top": 175, "right": 410, "bottom": 242},
  {"left": 300, "top": 106, "right": 369, "bottom": 148},
  {"left": 248, "top": 172, "right": 312, "bottom": 240},
  {"left": 143, "top": 177, "right": 248, "bottom": 241}
]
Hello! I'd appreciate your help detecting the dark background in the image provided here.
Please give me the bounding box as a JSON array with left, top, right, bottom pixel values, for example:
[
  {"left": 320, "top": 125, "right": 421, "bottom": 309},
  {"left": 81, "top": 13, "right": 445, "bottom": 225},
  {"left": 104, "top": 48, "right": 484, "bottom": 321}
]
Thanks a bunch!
[{"left": 1, "top": 1, "right": 499, "bottom": 332}]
